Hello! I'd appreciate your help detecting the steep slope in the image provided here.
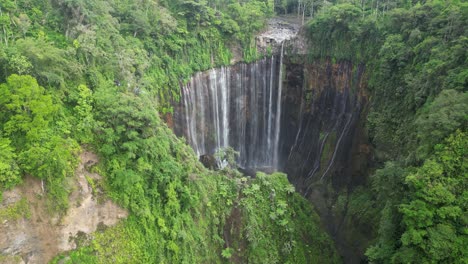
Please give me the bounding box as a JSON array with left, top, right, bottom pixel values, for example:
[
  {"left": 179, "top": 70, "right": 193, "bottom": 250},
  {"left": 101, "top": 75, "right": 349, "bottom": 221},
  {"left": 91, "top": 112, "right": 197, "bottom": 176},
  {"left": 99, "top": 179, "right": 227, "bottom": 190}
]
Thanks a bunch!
[
  {"left": 0, "top": 151, "right": 127, "bottom": 263},
  {"left": 303, "top": 2, "right": 468, "bottom": 263},
  {"left": 0, "top": 1, "right": 341, "bottom": 263}
]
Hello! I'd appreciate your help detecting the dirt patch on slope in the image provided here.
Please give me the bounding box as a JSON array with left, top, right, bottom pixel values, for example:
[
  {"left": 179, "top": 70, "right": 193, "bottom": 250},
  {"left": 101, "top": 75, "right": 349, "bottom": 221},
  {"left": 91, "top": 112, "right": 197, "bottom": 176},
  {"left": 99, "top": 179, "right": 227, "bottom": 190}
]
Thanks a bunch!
[
  {"left": 0, "top": 151, "right": 127, "bottom": 264},
  {"left": 223, "top": 192, "right": 246, "bottom": 263},
  {"left": 0, "top": 176, "right": 58, "bottom": 264}
]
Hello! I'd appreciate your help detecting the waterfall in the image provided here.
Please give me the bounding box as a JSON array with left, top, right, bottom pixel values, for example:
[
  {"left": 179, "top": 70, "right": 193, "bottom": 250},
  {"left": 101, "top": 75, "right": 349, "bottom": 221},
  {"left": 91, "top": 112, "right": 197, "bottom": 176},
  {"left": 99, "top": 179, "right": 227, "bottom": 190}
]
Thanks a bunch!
[
  {"left": 267, "top": 56, "right": 275, "bottom": 158},
  {"left": 273, "top": 43, "right": 284, "bottom": 169},
  {"left": 175, "top": 54, "right": 365, "bottom": 193},
  {"left": 177, "top": 55, "right": 283, "bottom": 171},
  {"left": 320, "top": 113, "right": 354, "bottom": 181}
]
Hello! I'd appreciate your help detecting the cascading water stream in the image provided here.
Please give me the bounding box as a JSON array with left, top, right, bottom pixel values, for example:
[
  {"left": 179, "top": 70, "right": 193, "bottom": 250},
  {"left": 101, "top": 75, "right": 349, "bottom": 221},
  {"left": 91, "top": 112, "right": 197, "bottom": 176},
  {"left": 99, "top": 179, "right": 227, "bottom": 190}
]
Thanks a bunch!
[
  {"left": 267, "top": 56, "right": 275, "bottom": 157},
  {"left": 176, "top": 50, "right": 284, "bottom": 171},
  {"left": 174, "top": 48, "right": 364, "bottom": 191},
  {"left": 272, "top": 43, "right": 284, "bottom": 169}
]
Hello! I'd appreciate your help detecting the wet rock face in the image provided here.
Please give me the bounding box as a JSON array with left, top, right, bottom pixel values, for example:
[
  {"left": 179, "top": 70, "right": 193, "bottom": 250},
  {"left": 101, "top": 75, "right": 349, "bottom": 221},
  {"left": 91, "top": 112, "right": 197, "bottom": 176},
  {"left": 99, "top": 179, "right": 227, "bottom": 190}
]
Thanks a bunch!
[
  {"left": 172, "top": 53, "right": 370, "bottom": 263},
  {"left": 278, "top": 59, "right": 372, "bottom": 263},
  {"left": 280, "top": 59, "right": 368, "bottom": 194},
  {"left": 173, "top": 57, "right": 368, "bottom": 191},
  {"left": 199, "top": 154, "right": 218, "bottom": 170},
  {"left": 173, "top": 56, "right": 284, "bottom": 171},
  {"left": 172, "top": 17, "right": 371, "bottom": 190}
]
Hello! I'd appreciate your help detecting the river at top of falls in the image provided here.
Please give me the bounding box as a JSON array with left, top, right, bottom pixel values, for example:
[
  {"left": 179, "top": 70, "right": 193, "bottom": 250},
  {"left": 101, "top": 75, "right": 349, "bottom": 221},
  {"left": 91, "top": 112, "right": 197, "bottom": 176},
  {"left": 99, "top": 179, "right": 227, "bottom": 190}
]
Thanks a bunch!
[{"left": 178, "top": 44, "right": 285, "bottom": 171}]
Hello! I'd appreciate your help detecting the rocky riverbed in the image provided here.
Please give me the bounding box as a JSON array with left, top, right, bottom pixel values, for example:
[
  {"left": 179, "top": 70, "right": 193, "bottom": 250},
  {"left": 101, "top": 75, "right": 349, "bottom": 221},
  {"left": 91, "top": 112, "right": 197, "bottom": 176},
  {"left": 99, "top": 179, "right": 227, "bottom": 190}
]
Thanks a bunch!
[{"left": 256, "top": 17, "right": 301, "bottom": 53}]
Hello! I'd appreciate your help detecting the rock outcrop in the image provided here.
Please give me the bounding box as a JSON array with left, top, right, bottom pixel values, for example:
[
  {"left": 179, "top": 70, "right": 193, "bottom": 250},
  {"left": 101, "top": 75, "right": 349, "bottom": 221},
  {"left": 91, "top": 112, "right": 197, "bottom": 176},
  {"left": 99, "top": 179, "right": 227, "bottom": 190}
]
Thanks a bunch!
[{"left": 0, "top": 151, "right": 127, "bottom": 264}]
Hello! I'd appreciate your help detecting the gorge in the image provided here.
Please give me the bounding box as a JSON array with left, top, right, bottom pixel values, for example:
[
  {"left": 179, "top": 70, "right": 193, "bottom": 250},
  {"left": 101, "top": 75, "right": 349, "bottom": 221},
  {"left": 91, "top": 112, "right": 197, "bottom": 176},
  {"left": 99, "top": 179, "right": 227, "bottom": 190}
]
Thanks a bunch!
[
  {"left": 1, "top": 1, "right": 465, "bottom": 263},
  {"left": 174, "top": 49, "right": 368, "bottom": 186},
  {"left": 173, "top": 27, "right": 370, "bottom": 261}
]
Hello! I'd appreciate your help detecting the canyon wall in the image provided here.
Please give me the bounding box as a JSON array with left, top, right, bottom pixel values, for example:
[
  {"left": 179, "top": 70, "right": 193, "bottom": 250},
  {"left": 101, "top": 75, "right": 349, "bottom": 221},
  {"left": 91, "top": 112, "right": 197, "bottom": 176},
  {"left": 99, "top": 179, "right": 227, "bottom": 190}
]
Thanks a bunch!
[
  {"left": 173, "top": 56, "right": 369, "bottom": 190},
  {"left": 172, "top": 52, "right": 371, "bottom": 262},
  {"left": 281, "top": 58, "right": 369, "bottom": 194}
]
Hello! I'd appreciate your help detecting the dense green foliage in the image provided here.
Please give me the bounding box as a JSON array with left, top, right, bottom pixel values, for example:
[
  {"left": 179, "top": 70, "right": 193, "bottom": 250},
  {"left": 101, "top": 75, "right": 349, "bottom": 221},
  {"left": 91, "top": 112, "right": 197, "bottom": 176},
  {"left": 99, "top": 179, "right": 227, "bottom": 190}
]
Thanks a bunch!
[
  {"left": 304, "top": 0, "right": 467, "bottom": 262},
  {"left": 0, "top": 0, "right": 273, "bottom": 111},
  {"left": 0, "top": 0, "right": 339, "bottom": 263},
  {"left": 240, "top": 172, "right": 339, "bottom": 263},
  {"left": 306, "top": 3, "right": 380, "bottom": 61},
  {"left": 2, "top": 0, "right": 465, "bottom": 262},
  {"left": 0, "top": 0, "right": 273, "bottom": 209},
  {"left": 0, "top": 74, "right": 79, "bottom": 210}
]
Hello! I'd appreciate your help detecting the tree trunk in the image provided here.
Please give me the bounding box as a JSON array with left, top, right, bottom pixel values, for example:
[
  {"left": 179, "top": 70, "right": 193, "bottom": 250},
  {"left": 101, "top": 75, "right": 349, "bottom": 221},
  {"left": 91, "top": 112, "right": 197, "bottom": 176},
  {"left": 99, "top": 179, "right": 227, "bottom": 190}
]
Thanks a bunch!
[{"left": 302, "top": 8, "right": 305, "bottom": 25}]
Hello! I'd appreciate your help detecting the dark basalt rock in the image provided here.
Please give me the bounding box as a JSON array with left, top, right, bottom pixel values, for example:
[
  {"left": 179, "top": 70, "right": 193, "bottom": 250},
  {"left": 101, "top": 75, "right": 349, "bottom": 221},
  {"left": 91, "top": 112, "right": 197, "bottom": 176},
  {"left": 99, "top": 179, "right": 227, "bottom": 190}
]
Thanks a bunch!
[
  {"left": 172, "top": 56, "right": 369, "bottom": 189},
  {"left": 199, "top": 154, "right": 218, "bottom": 170},
  {"left": 281, "top": 59, "right": 368, "bottom": 193}
]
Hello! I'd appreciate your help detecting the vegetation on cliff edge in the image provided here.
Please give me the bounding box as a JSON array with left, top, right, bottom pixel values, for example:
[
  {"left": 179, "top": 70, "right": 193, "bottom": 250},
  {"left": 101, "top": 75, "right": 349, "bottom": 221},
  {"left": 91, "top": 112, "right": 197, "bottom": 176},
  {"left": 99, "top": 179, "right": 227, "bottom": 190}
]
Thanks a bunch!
[
  {"left": 304, "top": 1, "right": 467, "bottom": 262},
  {"left": 0, "top": 0, "right": 338, "bottom": 263}
]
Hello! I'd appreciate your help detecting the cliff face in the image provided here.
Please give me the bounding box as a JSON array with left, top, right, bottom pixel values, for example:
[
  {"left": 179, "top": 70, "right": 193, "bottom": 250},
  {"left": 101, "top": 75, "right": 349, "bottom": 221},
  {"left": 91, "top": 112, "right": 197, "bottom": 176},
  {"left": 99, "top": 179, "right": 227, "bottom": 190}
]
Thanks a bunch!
[
  {"left": 0, "top": 152, "right": 127, "bottom": 264},
  {"left": 172, "top": 52, "right": 371, "bottom": 262},
  {"left": 281, "top": 58, "right": 369, "bottom": 193},
  {"left": 173, "top": 56, "right": 369, "bottom": 186},
  {"left": 280, "top": 58, "right": 371, "bottom": 263},
  {"left": 170, "top": 15, "right": 372, "bottom": 261}
]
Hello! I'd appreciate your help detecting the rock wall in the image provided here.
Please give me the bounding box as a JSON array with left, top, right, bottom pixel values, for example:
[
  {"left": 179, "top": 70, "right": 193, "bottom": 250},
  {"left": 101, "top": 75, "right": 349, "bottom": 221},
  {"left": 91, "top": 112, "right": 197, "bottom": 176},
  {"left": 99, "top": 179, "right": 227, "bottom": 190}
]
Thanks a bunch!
[
  {"left": 173, "top": 56, "right": 369, "bottom": 185},
  {"left": 279, "top": 57, "right": 371, "bottom": 263},
  {"left": 280, "top": 58, "right": 369, "bottom": 193},
  {"left": 171, "top": 54, "right": 371, "bottom": 263}
]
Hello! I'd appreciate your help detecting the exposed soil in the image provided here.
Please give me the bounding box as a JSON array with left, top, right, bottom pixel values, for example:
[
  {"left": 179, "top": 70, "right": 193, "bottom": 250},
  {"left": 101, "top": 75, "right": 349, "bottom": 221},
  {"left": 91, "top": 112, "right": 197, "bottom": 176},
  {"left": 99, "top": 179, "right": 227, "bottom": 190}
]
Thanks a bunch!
[
  {"left": 0, "top": 151, "right": 127, "bottom": 264},
  {"left": 0, "top": 176, "right": 64, "bottom": 264}
]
